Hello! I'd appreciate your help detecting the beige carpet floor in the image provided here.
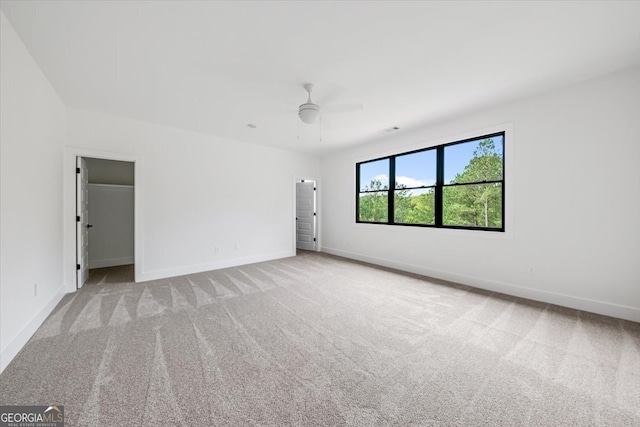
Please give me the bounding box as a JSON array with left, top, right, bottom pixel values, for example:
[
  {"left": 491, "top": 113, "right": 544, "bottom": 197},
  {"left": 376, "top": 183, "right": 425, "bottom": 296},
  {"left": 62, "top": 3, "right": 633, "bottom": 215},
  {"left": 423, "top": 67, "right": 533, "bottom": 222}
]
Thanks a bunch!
[{"left": 0, "top": 251, "right": 639, "bottom": 426}]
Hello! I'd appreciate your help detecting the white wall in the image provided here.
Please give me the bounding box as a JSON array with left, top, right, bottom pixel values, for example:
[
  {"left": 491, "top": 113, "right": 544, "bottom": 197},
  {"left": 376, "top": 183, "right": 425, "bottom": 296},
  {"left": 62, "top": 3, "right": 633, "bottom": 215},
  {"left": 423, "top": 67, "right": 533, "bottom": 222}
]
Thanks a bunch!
[
  {"left": 88, "top": 184, "right": 135, "bottom": 269},
  {"left": 64, "top": 108, "right": 320, "bottom": 288},
  {"left": 0, "top": 13, "right": 67, "bottom": 371},
  {"left": 320, "top": 66, "right": 640, "bottom": 322}
]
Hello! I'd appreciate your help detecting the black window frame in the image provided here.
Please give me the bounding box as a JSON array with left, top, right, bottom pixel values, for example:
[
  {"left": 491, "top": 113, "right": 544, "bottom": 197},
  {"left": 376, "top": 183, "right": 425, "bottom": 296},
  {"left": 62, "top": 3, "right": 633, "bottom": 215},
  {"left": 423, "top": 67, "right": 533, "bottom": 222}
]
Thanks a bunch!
[{"left": 356, "top": 131, "right": 505, "bottom": 232}]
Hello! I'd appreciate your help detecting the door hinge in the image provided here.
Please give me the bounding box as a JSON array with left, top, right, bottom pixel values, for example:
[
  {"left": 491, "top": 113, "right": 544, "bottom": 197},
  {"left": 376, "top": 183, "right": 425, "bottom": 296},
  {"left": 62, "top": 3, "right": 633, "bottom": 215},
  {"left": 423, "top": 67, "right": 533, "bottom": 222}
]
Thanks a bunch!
[
  {"left": 76, "top": 216, "right": 80, "bottom": 222},
  {"left": 313, "top": 212, "right": 316, "bottom": 216},
  {"left": 314, "top": 187, "right": 316, "bottom": 191},
  {"left": 76, "top": 167, "right": 80, "bottom": 174},
  {"left": 76, "top": 264, "right": 81, "bottom": 270},
  {"left": 313, "top": 238, "right": 316, "bottom": 242}
]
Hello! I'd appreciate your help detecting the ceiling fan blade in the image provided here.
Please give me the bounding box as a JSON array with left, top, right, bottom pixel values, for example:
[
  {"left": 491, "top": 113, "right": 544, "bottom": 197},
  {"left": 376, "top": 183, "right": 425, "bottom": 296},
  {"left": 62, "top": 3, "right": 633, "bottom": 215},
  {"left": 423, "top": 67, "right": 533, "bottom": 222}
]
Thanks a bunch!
[
  {"left": 272, "top": 105, "right": 299, "bottom": 114},
  {"left": 323, "top": 102, "right": 364, "bottom": 114}
]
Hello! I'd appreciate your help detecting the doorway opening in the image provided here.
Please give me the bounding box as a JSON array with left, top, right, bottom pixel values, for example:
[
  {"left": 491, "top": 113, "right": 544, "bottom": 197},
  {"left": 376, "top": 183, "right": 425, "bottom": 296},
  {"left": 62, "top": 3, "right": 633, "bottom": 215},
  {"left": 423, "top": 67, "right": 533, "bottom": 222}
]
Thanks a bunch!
[
  {"left": 76, "top": 157, "right": 135, "bottom": 288},
  {"left": 295, "top": 179, "right": 317, "bottom": 252}
]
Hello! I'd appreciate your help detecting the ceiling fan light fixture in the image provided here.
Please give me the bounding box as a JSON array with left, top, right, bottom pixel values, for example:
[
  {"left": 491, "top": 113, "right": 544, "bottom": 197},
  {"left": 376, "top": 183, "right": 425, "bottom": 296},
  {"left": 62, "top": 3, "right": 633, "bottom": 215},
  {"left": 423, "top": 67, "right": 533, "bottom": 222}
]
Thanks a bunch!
[{"left": 299, "top": 102, "right": 320, "bottom": 124}]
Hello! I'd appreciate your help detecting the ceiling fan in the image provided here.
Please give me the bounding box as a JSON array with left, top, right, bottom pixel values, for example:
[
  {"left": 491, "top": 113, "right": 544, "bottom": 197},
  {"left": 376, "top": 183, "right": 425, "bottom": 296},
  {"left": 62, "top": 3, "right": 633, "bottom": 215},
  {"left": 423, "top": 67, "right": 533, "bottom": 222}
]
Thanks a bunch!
[
  {"left": 298, "top": 84, "right": 320, "bottom": 124},
  {"left": 297, "top": 83, "right": 361, "bottom": 125}
]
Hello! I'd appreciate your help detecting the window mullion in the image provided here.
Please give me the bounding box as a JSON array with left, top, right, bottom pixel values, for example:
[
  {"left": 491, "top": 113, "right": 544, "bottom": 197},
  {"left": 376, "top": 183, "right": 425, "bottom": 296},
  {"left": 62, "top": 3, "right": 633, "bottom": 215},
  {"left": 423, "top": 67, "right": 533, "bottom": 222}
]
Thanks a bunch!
[
  {"left": 389, "top": 156, "right": 395, "bottom": 224},
  {"left": 435, "top": 147, "right": 444, "bottom": 227},
  {"left": 355, "top": 162, "right": 361, "bottom": 222}
]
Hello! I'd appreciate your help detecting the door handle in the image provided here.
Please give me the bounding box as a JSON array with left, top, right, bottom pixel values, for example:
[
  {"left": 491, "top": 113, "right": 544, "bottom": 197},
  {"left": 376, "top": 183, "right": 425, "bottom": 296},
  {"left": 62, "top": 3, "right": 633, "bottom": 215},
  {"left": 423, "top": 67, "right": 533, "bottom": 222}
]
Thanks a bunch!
[{"left": 86, "top": 224, "right": 93, "bottom": 228}]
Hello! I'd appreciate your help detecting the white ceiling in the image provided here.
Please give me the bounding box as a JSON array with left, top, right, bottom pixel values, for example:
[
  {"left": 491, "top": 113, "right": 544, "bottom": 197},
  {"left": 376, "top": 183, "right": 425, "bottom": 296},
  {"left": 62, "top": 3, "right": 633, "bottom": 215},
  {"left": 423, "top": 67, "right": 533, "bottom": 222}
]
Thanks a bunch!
[{"left": 2, "top": 1, "right": 639, "bottom": 155}]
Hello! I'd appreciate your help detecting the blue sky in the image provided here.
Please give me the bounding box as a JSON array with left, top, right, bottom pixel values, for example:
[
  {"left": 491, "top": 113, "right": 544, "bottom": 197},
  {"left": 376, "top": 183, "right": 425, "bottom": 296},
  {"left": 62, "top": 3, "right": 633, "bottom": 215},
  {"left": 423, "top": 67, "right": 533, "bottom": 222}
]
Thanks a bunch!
[{"left": 360, "top": 135, "right": 503, "bottom": 195}]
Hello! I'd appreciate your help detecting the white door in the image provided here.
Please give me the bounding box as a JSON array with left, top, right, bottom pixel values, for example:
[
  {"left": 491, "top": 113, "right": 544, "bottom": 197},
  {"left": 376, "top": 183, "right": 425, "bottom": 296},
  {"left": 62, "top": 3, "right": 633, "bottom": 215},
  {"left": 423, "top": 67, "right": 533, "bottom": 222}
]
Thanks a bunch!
[
  {"left": 76, "top": 157, "right": 90, "bottom": 288},
  {"left": 296, "top": 181, "right": 316, "bottom": 251}
]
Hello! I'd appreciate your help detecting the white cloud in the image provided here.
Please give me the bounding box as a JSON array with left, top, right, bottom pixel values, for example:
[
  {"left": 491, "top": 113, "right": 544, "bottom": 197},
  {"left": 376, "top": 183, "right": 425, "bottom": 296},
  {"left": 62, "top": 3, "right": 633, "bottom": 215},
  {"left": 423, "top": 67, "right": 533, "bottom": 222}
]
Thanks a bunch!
[
  {"left": 396, "top": 176, "right": 435, "bottom": 196},
  {"left": 366, "top": 174, "right": 435, "bottom": 196},
  {"left": 396, "top": 176, "right": 433, "bottom": 188},
  {"left": 373, "top": 174, "right": 389, "bottom": 185}
]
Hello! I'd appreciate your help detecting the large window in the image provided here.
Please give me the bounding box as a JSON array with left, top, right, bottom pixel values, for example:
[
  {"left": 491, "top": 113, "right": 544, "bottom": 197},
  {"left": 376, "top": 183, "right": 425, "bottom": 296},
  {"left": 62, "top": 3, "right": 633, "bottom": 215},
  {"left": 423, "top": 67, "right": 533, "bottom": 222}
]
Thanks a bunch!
[{"left": 356, "top": 132, "right": 505, "bottom": 231}]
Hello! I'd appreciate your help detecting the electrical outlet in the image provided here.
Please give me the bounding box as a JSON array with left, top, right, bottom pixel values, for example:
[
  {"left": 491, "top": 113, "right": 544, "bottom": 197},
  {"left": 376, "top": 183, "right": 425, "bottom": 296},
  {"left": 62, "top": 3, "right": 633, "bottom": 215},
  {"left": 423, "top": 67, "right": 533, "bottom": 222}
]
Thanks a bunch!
[
  {"left": 214, "top": 246, "right": 219, "bottom": 253},
  {"left": 234, "top": 244, "right": 238, "bottom": 251},
  {"left": 528, "top": 266, "right": 535, "bottom": 275},
  {"left": 33, "top": 283, "right": 38, "bottom": 297}
]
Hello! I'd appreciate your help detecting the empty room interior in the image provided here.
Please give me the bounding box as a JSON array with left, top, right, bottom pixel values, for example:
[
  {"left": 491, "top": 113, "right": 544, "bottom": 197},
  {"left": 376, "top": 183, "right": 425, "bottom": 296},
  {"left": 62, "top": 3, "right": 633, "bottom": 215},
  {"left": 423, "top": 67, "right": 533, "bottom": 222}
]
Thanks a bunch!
[{"left": 1, "top": 1, "right": 639, "bottom": 425}]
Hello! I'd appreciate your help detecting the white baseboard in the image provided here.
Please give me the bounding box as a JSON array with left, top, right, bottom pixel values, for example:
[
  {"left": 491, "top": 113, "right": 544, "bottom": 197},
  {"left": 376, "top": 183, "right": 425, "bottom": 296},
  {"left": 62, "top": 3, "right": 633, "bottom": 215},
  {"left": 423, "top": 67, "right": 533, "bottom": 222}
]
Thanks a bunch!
[
  {"left": 137, "top": 250, "right": 296, "bottom": 282},
  {"left": 322, "top": 247, "right": 640, "bottom": 323},
  {"left": 89, "top": 256, "right": 134, "bottom": 269},
  {"left": 0, "top": 285, "right": 66, "bottom": 374}
]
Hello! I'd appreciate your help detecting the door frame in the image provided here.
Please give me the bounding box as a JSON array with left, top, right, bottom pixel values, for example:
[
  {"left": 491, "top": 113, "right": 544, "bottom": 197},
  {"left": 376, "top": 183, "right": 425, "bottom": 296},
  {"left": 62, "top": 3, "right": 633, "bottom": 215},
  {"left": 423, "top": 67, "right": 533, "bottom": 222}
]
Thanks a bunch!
[
  {"left": 76, "top": 157, "right": 90, "bottom": 288},
  {"left": 63, "top": 147, "right": 143, "bottom": 292},
  {"left": 292, "top": 177, "right": 320, "bottom": 252}
]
